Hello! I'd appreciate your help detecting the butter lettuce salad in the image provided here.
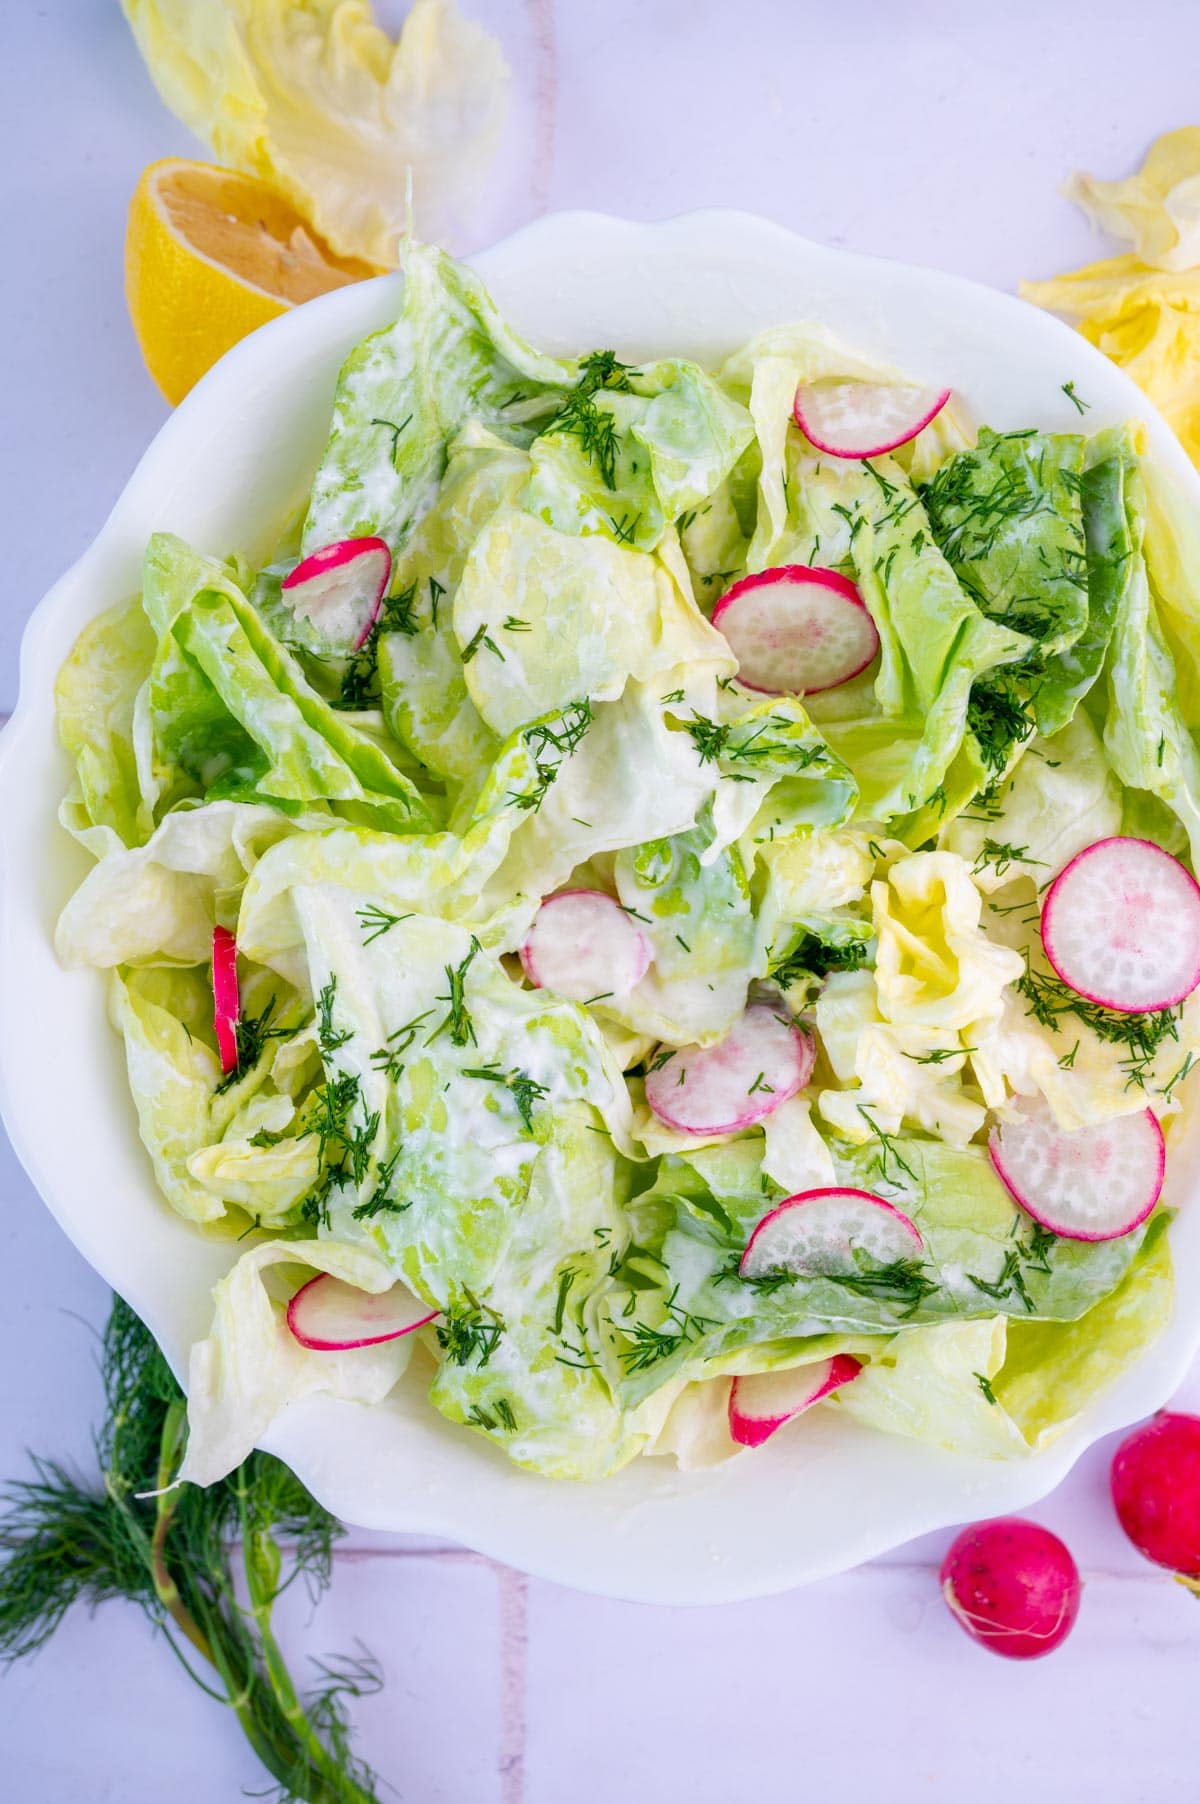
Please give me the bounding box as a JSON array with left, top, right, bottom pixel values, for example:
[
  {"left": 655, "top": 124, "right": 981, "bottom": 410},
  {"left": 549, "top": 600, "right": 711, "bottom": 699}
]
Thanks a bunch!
[{"left": 54, "top": 243, "right": 1200, "bottom": 1487}]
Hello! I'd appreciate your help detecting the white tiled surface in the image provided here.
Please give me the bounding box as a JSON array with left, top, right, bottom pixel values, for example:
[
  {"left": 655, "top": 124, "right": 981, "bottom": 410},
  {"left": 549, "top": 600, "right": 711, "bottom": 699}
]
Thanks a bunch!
[{"left": 4, "top": 1, "right": 1200, "bottom": 1797}]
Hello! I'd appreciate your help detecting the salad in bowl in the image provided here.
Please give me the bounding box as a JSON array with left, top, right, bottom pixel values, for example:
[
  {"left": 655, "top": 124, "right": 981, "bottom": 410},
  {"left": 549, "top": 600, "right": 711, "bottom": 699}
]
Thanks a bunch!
[{"left": 51, "top": 240, "right": 1200, "bottom": 1493}]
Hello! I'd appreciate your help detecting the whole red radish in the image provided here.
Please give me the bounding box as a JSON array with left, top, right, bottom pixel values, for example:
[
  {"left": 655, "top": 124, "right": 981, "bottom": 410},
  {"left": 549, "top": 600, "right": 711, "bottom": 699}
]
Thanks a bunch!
[
  {"left": 1111, "top": 1412, "right": 1200, "bottom": 1590},
  {"left": 940, "top": 1518, "right": 1081, "bottom": 1659}
]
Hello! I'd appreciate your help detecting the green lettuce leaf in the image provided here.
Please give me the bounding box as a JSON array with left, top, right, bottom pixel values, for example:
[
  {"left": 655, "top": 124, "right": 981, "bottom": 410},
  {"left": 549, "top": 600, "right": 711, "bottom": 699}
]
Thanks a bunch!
[
  {"left": 144, "top": 533, "right": 437, "bottom": 834},
  {"left": 303, "top": 243, "right": 575, "bottom": 556},
  {"left": 55, "top": 599, "right": 156, "bottom": 848}
]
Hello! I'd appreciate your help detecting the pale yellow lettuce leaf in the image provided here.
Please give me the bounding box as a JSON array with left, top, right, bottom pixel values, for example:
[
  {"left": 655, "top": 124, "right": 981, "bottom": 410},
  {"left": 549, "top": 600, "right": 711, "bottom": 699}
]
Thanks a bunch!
[{"left": 121, "top": 0, "right": 509, "bottom": 260}]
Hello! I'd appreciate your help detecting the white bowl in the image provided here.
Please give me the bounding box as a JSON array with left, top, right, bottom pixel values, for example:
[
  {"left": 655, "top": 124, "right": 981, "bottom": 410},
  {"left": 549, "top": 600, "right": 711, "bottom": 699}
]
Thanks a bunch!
[{"left": 4, "top": 210, "right": 1200, "bottom": 1607}]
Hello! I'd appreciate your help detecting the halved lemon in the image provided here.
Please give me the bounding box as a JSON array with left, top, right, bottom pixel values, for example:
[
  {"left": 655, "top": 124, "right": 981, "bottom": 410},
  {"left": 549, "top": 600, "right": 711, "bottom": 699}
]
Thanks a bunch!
[{"left": 125, "top": 158, "right": 379, "bottom": 406}]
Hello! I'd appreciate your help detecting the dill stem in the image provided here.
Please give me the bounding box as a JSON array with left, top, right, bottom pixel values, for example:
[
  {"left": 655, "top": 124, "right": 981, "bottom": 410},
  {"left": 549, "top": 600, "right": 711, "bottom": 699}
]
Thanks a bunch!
[
  {"left": 236, "top": 1475, "right": 379, "bottom": 1804},
  {"left": 147, "top": 1402, "right": 212, "bottom": 1666}
]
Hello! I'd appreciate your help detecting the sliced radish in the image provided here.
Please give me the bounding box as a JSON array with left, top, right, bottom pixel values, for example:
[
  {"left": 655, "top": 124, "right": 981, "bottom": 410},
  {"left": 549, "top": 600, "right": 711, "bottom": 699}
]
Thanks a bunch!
[
  {"left": 792, "top": 379, "right": 951, "bottom": 459},
  {"left": 728, "top": 1354, "right": 863, "bottom": 1448},
  {"left": 740, "top": 1186, "right": 923, "bottom": 1281},
  {"left": 212, "top": 925, "right": 240, "bottom": 1076},
  {"left": 989, "top": 1100, "right": 1164, "bottom": 1242},
  {"left": 1041, "top": 836, "right": 1200, "bottom": 1014},
  {"left": 711, "top": 566, "right": 879, "bottom": 695},
  {"left": 282, "top": 536, "right": 391, "bottom": 652},
  {"left": 644, "top": 1003, "right": 814, "bottom": 1135},
  {"left": 286, "top": 1274, "right": 436, "bottom": 1350},
  {"left": 520, "top": 889, "right": 652, "bottom": 1003}
]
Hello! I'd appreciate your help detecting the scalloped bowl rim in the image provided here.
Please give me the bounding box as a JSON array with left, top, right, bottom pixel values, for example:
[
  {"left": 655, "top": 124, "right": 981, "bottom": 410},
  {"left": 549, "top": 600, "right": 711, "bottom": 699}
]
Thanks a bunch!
[{"left": 3, "top": 208, "right": 1200, "bottom": 1606}]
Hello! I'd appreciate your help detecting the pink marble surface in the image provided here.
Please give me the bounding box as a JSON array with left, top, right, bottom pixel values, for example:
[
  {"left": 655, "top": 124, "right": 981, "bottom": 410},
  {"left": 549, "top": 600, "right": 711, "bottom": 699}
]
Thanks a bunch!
[{"left": 4, "top": 1, "right": 1200, "bottom": 1797}]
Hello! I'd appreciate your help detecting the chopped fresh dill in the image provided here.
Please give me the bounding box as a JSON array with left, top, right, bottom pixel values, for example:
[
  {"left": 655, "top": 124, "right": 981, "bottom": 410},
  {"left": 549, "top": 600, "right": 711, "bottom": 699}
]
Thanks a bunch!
[
  {"left": 462, "top": 1062, "right": 549, "bottom": 1132},
  {"left": 428, "top": 937, "right": 482, "bottom": 1049},
  {"left": 371, "top": 413, "right": 413, "bottom": 463},
  {"left": 506, "top": 699, "right": 595, "bottom": 813},
  {"left": 467, "top": 1399, "right": 517, "bottom": 1433},
  {"left": 356, "top": 903, "right": 413, "bottom": 946},
  {"left": 436, "top": 1289, "right": 505, "bottom": 1368},
  {"left": 381, "top": 581, "right": 419, "bottom": 637},
  {"left": 215, "top": 995, "right": 289, "bottom": 1094},
  {"left": 972, "top": 839, "right": 1046, "bottom": 880},
  {"left": 1016, "top": 960, "right": 1181, "bottom": 1091},
  {"left": 906, "top": 1044, "right": 976, "bottom": 1065},
  {"left": 769, "top": 932, "right": 869, "bottom": 990},
  {"left": 351, "top": 1148, "right": 408, "bottom": 1220},
  {"left": 502, "top": 615, "right": 532, "bottom": 632},
  {"left": 428, "top": 575, "right": 445, "bottom": 628},
  {"left": 1061, "top": 380, "right": 1090, "bottom": 415},
  {"left": 369, "top": 1010, "right": 435, "bottom": 1083},
  {"left": 856, "top": 1104, "right": 917, "bottom": 1185},
  {"left": 540, "top": 386, "right": 621, "bottom": 487},
  {"left": 317, "top": 977, "right": 353, "bottom": 1057},
  {"left": 975, "top": 1371, "right": 998, "bottom": 1405},
  {"left": 615, "top": 1287, "right": 717, "bottom": 1373}
]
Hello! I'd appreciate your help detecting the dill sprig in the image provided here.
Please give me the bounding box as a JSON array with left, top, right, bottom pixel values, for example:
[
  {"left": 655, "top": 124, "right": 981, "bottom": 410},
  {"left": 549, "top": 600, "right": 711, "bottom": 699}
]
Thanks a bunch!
[
  {"left": 506, "top": 699, "right": 595, "bottom": 813},
  {"left": 615, "top": 1286, "right": 717, "bottom": 1373},
  {"left": 966, "top": 1218, "right": 1059, "bottom": 1312},
  {"left": 769, "top": 931, "right": 870, "bottom": 990},
  {"left": 380, "top": 581, "right": 419, "bottom": 637},
  {"left": 971, "top": 839, "right": 1046, "bottom": 881},
  {"left": 856, "top": 1104, "right": 918, "bottom": 1186},
  {"left": 317, "top": 976, "right": 353, "bottom": 1057},
  {"left": 356, "top": 903, "right": 413, "bottom": 946},
  {"left": 1016, "top": 961, "right": 1181, "bottom": 1091},
  {"left": 541, "top": 387, "right": 621, "bottom": 488},
  {"left": 685, "top": 713, "right": 828, "bottom": 772},
  {"left": 215, "top": 995, "right": 290, "bottom": 1095},
  {"left": 369, "top": 1010, "right": 435, "bottom": 1084},
  {"left": 967, "top": 668, "right": 1038, "bottom": 777},
  {"left": 0, "top": 1296, "right": 386, "bottom": 1802},
  {"left": 351, "top": 1148, "right": 407, "bottom": 1221},
  {"left": 462, "top": 1063, "right": 550, "bottom": 1132},
  {"left": 428, "top": 938, "right": 482, "bottom": 1049},
  {"left": 720, "top": 1254, "right": 937, "bottom": 1317},
  {"left": 436, "top": 1289, "right": 506, "bottom": 1368}
]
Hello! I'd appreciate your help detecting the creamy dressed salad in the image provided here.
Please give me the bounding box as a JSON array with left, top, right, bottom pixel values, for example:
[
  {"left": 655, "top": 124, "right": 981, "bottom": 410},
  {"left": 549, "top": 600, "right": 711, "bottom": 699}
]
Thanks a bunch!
[{"left": 55, "top": 244, "right": 1200, "bottom": 1485}]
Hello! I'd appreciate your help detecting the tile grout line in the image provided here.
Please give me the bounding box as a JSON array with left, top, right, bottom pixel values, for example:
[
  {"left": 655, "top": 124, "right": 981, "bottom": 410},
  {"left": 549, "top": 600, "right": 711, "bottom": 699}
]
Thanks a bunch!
[
  {"left": 496, "top": 1566, "right": 530, "bottom": 1804},
  {"left": 524, "top": 0, "right": 558, "bottom": 216},
  {"left": 325, "top": 1543, "right": 1168, "bottom": 1588}
]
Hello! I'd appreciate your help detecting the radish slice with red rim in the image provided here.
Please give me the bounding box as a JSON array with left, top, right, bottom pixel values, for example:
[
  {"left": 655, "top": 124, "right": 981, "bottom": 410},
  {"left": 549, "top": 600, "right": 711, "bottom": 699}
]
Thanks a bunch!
[
  {"left": 520, "top": 889, "right": 651, "bottom": 1002},
  {"left": 792, "top": 380, "right": 951, "bottom": 459},
  {"left": 740, "top": 1186, "right": 923, "bottom": 1281},
  {"left": 644, "top": 1003, "right": 814, "bottom": 1135},
  {"left": 1041, "top": 836, "right": 1200, "bottom": 1013},
  {"left": 728, "top": 1354, "right": 863, "bottom": 1448},
  {"left": 212, "top": 925, "right": 240, "bottom": 1076},
  {"left": 989, "top": 1101, "right": 1165, "bottom": 1242},
  {"left": 281, "top": 536, "right": 391, "bottom": 652},
  {"left": 711, "top": 565, "right": 879, "bottom": 695},
  {"left": 287, "top": 1274, "right": 437, "bottom": 1350}
]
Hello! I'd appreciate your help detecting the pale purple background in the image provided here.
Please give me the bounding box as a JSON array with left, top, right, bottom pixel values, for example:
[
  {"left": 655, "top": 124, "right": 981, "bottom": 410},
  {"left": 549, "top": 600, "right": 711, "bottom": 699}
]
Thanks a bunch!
[{"left": 3, "top": 2, "right": 1200, "bottom": 1798}]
